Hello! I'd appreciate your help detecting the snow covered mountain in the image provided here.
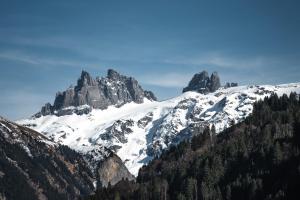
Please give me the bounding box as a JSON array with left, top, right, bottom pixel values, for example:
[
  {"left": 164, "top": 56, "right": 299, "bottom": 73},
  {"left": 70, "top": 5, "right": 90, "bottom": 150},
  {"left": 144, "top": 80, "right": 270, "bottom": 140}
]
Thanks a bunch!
[
  {"left": 0, "top": 116, "right": 135, "bottom": 199},
  {"left": 17, "top": 70, "right": 300, "bottom": 176},
  {"left": 0, "top": 117, "right": 133, "bottom": 199}
]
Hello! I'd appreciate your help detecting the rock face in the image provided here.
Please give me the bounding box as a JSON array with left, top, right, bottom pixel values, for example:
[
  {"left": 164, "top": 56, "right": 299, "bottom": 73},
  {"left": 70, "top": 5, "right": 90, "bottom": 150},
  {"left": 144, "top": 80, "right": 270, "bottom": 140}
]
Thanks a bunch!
[
  {"left": 225, "top": 82, "right": 238, "bottom": 88},
  {"left": 97, "top": 154, "right": 134, "bottom": 187},
  {"left": 183, "top": 71, "right": 221, "bottom": 94},
  {"left": 36, "top": 69, "right": 157, "bottom": 117}
]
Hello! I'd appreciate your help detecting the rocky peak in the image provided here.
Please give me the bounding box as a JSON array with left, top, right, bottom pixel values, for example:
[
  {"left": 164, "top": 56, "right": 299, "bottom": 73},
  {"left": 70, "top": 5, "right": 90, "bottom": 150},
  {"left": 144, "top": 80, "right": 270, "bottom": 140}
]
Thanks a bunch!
[
  {"left": 107, "top": 69, "right": 122, "bottom": 80},
  {"left": 183, "top": 70, "right": 221, "bottom": 94},
  {"left": 144, "top": 90, "right": 158, "bottom": 101},
  {"left": 76, "top": 70, "right": 96, "bottom": 89},
  {"left": 209, "top": 72, "right": 221, "bottom": 92},
  {"left": 36, "top": 69, "right": 157, "bottom": 117}
]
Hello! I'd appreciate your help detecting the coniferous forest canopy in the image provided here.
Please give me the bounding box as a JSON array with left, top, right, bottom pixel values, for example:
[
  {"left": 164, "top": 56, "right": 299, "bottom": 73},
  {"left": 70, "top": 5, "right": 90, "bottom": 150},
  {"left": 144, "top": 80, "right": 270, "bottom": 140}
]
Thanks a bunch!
[{"left": 89, "top": 93, "right": 300, "bottom": 200}]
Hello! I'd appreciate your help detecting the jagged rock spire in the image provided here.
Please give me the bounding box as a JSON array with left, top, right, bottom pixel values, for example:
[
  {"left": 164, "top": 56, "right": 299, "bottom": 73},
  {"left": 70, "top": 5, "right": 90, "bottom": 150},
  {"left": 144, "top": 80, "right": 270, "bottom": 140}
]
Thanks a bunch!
[
  {"left": 76, "top": 70, "right": 96, "bottom": 89},
  {"left": 183, "top": 70, "right": 221, "bottom": 94},
  {"left": 209, "top": 72, "right": 221, "bottom": 92}
]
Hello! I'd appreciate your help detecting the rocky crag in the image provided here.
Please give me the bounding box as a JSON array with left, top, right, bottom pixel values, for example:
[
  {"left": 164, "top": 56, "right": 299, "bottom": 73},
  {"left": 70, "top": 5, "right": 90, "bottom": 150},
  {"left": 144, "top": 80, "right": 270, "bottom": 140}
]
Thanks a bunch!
[
  {"left": 36, "top": 69, "right": 157, "bottom": 117},
  {"left": 183, "top": 70, "right": 221, "bottom": 94}
]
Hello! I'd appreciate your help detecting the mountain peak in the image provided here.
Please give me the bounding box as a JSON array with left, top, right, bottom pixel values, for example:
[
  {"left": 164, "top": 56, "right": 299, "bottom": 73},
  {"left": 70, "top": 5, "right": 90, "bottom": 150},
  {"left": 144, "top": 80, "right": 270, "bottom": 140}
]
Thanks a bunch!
[
  {"left": 211, "top": 71, "right": 218, "bottom": 77},
  {"left": 107, "top": 69, "right": 121, "bottom": 80},
  {"left": 200, "top": 70, "right": 209, "bottom": 76},
  {"left": 76, "top": 70, "right": 95, "bottom": 88},
  {"left": 183, "top": 70, "right": 221, "bottom": 94},
  {"left": 36, "top": 69, "right": 157, "bottom": 117}
]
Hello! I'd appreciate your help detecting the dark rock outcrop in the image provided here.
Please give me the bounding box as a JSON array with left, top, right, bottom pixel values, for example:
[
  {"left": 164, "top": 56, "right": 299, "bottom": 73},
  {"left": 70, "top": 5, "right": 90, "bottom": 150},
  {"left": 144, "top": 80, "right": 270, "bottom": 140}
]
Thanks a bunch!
[
  {"left": 225, "top": 82, "right": 238, "bottom": 88},
  {"left": 99, "top": 119, "right": 134, "bottom": 145},
  {"left": 183, "top": 71, "right": 221, "bottom": 94},
  {"left": 144, "top": 90, "right": 157, "bottom": 101},
  {"left": 36, "top": 69, "right": 157, "bottom": 117},
  {"left": 40, "top": 102, "right": 52, "bottom": 116},
  {"left": 209, "top": 72, "right": 221, "bottom": 92}
]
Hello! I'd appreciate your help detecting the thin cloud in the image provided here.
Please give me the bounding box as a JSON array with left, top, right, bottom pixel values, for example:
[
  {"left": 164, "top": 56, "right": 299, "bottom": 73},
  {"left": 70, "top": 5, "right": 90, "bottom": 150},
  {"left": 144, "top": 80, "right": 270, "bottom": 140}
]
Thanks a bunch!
[
  {"left": 0, "top": 50, "right": 95, "bottom": 68},
  {"left": 141, "top": 73, "right": 193, "bottom": 88},
  {"left": 8, "top": 36, "right": 76, "bottom": 49},
  {"left": 0, "top": 51, "right": 39, "bottom": 65},
  {"left": 163, "top": 53, "right": 272, "bottom": 69}
]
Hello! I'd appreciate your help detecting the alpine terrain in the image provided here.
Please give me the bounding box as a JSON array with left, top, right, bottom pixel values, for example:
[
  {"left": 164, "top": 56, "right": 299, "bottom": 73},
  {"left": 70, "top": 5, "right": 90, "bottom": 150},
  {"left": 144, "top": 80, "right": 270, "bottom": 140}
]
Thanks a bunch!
[
  {"left": 0, "top": 116, "right": 133, "bottom": 200},
  {"left": 17, "top": 69, "right": 300, "bottom": 177}
]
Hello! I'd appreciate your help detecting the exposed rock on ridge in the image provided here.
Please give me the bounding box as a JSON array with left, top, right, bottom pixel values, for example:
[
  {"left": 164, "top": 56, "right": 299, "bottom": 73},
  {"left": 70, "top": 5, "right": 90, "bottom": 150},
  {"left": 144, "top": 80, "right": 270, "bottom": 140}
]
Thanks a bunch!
[
  {"left": 36, "top": 69, "right": 157, "bottom": 117},
  {"left": 183, "top": 70, "right": 221, "bottom": 94}
]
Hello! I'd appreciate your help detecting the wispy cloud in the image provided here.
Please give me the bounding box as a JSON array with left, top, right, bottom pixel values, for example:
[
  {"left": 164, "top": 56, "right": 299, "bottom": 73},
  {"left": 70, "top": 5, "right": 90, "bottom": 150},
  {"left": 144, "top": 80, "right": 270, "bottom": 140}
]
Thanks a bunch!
[
  {"left": 163, "top": 52, "right": 274, "bottom": 69},
  {"left": 7, "top": 36, "right": 77, "bottom": 49},
  {"left": 0, "top": 50, "right": 97, "bottom": 68},
  {"left": 141, "top": 73, "right": 193, "bottom": 88},
  {"left": 0, "top": 51, "right": 39, "bottom": 65}
]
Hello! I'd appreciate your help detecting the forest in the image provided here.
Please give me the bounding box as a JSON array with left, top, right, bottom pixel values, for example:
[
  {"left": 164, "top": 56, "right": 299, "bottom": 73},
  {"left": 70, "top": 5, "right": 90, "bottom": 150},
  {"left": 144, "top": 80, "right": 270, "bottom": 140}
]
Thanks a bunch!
[{"left": 88, "top": 93, "right": 300, "bottom": 200}]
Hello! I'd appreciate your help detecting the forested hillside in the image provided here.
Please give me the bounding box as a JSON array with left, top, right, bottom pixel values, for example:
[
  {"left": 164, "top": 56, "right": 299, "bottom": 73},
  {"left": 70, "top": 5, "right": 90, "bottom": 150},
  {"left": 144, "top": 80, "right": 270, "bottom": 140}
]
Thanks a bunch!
[{"left": 89, "top": 92, "right": 300, "bottom": 200}]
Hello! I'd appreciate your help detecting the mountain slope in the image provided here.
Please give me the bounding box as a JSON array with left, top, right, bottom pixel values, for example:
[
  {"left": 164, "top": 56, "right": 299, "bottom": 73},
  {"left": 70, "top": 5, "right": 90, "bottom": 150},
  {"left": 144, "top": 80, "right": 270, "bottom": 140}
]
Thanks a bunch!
[
  {"left": 18, "top": 82, "right": 300, "bottom": 176},
  {"left": 89, "top": 92, "right": 300, "bottom": 200},
  {"left": 0, "top": 117, "right": 94, "bottom": 199},
  {"left": 0, "top": 117, "right": 133, "bottom": 200}
]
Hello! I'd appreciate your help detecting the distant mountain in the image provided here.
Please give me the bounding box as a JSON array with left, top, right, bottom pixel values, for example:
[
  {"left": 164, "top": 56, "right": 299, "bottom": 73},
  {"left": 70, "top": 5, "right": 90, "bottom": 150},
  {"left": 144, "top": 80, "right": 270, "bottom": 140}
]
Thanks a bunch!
[
  {"left": 89, "top": 92, "right": 300, "bottom": 200},
  {"left": 183, "top": 70, "right": 221, "bottom": 94},
  {"left": 0, "top": 116, "right": 133, "bottom": 200},
  {"left": 18, "top": 70, "right": 300, "bottom": 176},
  {"left": 36, "top": 69, "right": 157, "bottom": 117}
]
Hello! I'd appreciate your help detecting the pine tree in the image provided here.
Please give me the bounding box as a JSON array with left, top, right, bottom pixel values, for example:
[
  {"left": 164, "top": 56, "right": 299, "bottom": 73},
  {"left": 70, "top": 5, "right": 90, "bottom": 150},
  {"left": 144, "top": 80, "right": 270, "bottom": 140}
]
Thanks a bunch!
[
  {"left": 272, "top": 142, "right": 283, "bottom": 164},
  {"left": 176, "top": 193, "right": 186, "bottom": 200},
  {"left": 211, "top": 124, "right": 216, "bottom": 145},
  {"left": 114, "top": 192, "right": 121, "bottom": 200},
  {"left": 225, "top": 185, "right": 231, "bottom": 200}
]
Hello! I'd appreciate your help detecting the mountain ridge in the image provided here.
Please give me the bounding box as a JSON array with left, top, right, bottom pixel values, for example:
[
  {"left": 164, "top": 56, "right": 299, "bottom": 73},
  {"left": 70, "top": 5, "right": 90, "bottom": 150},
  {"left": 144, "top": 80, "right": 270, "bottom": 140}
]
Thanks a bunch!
[{"left": 18, "top": 69, "right": 300, "bottom": 176}]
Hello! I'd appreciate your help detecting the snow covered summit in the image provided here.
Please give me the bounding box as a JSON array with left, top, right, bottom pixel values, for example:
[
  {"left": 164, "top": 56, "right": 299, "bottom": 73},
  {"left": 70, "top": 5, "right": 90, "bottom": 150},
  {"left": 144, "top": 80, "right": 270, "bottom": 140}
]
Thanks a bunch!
[{"left": 18, "top": 72, "right": 300, "bottom": 176}]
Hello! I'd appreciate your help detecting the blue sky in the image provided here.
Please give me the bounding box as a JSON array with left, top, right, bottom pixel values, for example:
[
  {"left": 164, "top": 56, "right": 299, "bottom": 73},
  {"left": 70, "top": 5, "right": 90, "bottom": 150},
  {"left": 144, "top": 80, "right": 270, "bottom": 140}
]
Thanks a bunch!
[{"left": 0, "top": 0, "right": 300, "bottom": 120}]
